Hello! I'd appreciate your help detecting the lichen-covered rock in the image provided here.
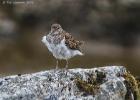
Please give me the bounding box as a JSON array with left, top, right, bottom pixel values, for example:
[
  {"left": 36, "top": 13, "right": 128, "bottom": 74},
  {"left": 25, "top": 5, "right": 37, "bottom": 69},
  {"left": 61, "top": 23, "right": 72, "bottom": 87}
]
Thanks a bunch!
[{"left": 0, "top": 66, "right": 138, "bottom": 100}]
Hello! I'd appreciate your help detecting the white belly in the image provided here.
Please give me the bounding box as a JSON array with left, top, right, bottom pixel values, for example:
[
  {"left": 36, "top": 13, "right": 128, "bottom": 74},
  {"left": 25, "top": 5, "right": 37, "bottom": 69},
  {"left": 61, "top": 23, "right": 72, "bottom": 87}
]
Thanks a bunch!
[{"left": 42, "top": 36, "right": 83, "bottom": 60}]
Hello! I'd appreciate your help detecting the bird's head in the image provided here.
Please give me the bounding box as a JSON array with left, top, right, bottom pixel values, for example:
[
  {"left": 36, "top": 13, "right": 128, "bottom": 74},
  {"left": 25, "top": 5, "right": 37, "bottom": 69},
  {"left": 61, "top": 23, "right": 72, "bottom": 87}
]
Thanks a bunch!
[{"left": 51, "top": 24, "right": 62, "bottom": 33}]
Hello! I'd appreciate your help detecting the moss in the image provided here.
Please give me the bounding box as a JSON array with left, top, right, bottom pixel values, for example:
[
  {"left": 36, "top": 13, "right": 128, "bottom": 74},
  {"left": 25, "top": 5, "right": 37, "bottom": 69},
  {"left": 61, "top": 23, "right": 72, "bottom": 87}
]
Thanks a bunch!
[
  {"left": 75, "top": 70, "right": 106, "bottom": 96},
  {"left": 136, "top": 77, "right": 140, "bottom": 91},
  {"left": 123, "top": 71, "right": 140, "bottom": 100},
  {"left": 75, "top": 69, "right": 140, "bottom": 98},
  {"left": 75, "top": 78, "right": 100, "bottom": 95},
  {"left": 95, "top": 70, "right": 106, "bottom": 84},
  {"left": 136, "top": 76, "right": 140, "bottom": 100}
]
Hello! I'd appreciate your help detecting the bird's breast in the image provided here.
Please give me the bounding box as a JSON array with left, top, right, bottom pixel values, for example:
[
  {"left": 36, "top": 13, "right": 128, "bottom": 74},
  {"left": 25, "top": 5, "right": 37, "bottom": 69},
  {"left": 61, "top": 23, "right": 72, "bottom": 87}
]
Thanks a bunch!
[{"left": 43, "top": 35, "right": 82, "bottom": 60}]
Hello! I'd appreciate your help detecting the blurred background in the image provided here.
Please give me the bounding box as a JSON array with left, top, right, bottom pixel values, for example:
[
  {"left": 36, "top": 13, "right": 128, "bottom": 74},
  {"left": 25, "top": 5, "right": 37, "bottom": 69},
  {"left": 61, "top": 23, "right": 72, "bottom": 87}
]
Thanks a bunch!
[{"left": 0, "top": 0, "right": 140, "bottom": 76}]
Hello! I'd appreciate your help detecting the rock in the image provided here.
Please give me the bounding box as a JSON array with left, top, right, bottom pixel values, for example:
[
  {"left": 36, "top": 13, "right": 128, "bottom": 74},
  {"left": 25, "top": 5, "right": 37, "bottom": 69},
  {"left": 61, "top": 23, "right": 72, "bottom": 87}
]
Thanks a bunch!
[{"left": 0, "top": 66, "right": 138, "bottom": 100}]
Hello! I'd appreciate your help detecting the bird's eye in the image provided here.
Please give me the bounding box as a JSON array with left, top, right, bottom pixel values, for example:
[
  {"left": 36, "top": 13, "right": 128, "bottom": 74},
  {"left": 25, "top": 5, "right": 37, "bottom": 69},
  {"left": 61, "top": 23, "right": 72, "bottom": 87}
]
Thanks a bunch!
[{"left": 52, "top": 25, "right": 59, "bottom": 29}]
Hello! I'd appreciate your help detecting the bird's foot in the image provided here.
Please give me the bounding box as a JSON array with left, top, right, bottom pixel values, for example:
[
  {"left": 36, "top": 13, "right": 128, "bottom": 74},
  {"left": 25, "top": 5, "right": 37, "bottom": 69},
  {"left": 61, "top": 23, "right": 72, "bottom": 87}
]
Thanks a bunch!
[{"left": 60, "top": 67, "right": 69, "bottom": 76}]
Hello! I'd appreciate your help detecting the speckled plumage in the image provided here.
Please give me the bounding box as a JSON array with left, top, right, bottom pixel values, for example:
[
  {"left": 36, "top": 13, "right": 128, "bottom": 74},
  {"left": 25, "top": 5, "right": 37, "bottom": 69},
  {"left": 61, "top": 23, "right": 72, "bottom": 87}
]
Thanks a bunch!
[{"left": 42, "top": 24, "right": 83, "bottom": 68}]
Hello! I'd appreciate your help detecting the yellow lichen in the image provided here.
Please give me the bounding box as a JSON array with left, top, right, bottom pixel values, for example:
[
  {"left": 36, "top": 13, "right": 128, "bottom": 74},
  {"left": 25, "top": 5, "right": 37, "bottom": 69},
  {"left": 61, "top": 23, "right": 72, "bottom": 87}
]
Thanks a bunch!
[
  {"left": 75, "top": 78, "right": 100, "bottom": 95},
  {"left": 135, "top": 76, "right": 140, "bottom": 100},
  {"left": 124, "top": 71, "right": 140, "bottom": 98},
  {"left": 75, "top": 70, "right": 105, "bottom": 96}
]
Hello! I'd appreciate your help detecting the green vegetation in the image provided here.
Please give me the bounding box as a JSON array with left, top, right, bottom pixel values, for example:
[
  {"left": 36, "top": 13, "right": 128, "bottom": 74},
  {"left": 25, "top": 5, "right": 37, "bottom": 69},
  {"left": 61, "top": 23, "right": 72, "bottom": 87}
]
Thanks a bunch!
[
  {"left": 75, "top": 70, "right": 106, "bottom": 95},
  {"left": 122, "top": 71, "right": 139, "bottom": 99},
  {"left": 75, "top": 69, "right": 140, "bottom": 99}
]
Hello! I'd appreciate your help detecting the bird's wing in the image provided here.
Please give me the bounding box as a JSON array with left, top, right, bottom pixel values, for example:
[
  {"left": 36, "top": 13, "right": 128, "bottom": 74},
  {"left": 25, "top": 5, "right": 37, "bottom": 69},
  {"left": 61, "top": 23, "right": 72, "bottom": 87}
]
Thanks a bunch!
[{"left": 64, "top": 31, "right": 83, "bottom": 50}]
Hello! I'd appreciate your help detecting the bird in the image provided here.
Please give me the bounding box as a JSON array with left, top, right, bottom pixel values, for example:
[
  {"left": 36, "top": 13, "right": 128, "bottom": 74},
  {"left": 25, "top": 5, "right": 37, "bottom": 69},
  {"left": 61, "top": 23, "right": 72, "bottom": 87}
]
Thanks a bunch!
[{"left": 42, "top": 24, "right": 84, "bottom": 69}]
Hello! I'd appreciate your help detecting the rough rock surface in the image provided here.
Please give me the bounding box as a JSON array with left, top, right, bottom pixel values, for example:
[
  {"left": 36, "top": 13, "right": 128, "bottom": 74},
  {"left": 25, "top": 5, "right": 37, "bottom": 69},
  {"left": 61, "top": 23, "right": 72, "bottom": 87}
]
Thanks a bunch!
[{"left": 0, "top": 66, "right": 134, "bottom": 100}]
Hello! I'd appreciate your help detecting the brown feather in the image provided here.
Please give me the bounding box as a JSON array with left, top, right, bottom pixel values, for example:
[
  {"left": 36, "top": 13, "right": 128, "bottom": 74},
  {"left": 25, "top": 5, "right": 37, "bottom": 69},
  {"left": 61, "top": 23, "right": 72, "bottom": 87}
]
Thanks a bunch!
[{"left": 62, "top": 31, "right": 83, "bottom": 50}]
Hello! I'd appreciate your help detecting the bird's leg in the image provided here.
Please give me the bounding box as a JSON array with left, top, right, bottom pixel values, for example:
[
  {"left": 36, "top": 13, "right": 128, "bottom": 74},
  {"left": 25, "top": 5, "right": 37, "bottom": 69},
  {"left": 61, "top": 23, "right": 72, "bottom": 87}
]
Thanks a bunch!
[
  {"left": 65, "top": 59, "right": 69, "bottom": 69},
  {"left": 56, "top": 59, "right": 59, "bottom": 70}
]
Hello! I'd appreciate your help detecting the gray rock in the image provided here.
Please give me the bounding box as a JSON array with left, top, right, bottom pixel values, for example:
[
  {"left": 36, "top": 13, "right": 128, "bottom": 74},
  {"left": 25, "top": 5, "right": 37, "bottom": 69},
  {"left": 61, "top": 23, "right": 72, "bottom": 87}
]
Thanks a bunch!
[{"left": 0, "top": 66, "right": 136, "bottom": 100}]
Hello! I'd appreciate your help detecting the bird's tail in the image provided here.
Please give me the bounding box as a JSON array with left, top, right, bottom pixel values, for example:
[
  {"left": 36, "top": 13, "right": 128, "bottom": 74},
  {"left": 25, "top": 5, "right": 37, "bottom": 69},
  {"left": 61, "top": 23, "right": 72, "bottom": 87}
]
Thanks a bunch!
[
  {"left": 75, "top": 50, "right": 84, "bottom": 56},
  {"left": 79, "top": 52, "right": 84, "bottom": 56}
]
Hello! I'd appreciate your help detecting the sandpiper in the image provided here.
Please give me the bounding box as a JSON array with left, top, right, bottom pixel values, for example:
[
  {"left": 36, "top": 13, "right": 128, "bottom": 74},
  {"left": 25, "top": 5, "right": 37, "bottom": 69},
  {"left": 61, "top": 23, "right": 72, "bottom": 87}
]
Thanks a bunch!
[{"left": 42, "top": 24, "right": 83, "bottom": 69}]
